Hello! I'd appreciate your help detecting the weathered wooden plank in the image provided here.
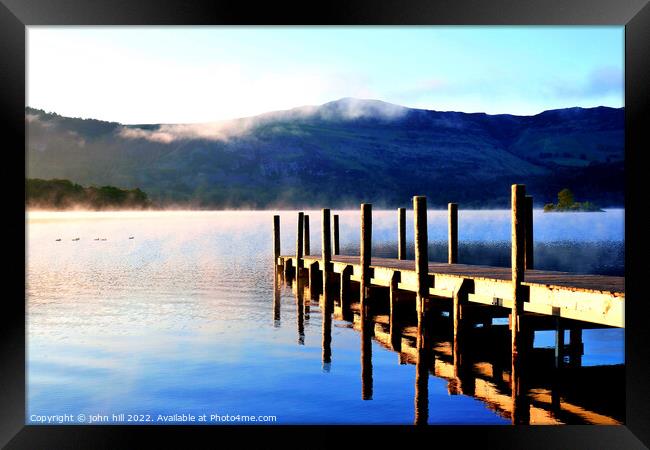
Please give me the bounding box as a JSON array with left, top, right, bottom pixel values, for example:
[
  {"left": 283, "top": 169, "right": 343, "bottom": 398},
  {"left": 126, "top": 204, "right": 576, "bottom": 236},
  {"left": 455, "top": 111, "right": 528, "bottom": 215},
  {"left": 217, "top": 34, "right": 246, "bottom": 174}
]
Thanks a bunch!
[
  {"left": 273, "top": 215, "right": 281, "bottom": 266},
  {"left": 304, "top": 214, "right": 310, "bottom": 255},
  {"left": 333, "top": 214, "right": 340, "bottom": 255},
  {"left": 525, "top": 195, "right": 534, "bottom": 270},
  {"left": 414, "top": 196, "right": 428, "bottom": 315},
  {"left": 281, "top": 252, "right": 624, "bottom": 327},
  {"left": 448, "top": 202, "right": 458, "bottom": 264},
  {"left": 322, "top": 209, "right": 332, "bottom": 289},
  {"left": 360, "top": 203, "right": 372, "bottom": 306},
  {"left": 398, "top": 207, "right": 406, "bottom": 260},
  {"left": 293, "top": 254, "right": 623, "bottom": 293},
  {"left": 467, "top": 289, "right": 624, "bottom": 328},
  {"left": 296, "top": 212, "right": 304, "bottom": 270}
]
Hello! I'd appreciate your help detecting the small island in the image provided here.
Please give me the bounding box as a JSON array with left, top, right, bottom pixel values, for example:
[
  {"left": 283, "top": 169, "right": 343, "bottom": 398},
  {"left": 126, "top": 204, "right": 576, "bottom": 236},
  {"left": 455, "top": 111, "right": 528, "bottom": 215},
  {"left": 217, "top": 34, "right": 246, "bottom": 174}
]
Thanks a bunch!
[
  {"left": 543, "top": 188, "right": 604, "bottom": 212},
  {"left": 26, "top": 178, "right": 151, "bottom": 210}
]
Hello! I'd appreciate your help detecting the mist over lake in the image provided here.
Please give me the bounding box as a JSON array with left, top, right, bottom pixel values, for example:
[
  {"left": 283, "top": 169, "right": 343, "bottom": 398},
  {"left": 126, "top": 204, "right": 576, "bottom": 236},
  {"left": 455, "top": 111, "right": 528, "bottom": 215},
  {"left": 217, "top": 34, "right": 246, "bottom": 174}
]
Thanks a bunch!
[{"left": 26, "top": 209, "right": 624, "bottom": 424}]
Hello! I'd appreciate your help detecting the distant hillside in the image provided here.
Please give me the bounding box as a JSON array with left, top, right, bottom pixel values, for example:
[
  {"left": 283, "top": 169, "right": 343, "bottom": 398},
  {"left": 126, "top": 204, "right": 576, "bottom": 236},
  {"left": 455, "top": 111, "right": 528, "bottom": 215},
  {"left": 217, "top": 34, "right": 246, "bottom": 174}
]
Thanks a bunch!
[
  {"left": 26, "top": 178, "right": 151, "bottom": 210},
  {"left": 25, "top": 98, "right": 624, "bottom": 208}
]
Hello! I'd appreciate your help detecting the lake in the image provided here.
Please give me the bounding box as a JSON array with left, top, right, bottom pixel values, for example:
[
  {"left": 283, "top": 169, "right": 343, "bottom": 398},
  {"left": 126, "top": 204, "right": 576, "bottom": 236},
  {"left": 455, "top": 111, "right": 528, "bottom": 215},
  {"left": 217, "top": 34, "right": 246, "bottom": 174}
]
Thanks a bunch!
[{"left": 25, "top": 209, "right": 625, "bottom": 425}]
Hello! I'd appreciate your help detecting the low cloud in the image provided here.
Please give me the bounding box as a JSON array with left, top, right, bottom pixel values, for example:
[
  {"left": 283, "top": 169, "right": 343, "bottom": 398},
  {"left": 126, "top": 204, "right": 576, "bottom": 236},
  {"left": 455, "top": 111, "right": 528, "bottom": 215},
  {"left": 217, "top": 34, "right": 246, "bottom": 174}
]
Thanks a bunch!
[
  {"left": 26, "top": 113, "right": 41, "bottom": 123},
  {"left": 117, "top": 98, "right": 409, "bottom": 143},
  {"left": 307, "top": 97, "right": 408, "bottom": 121},
  {"left": 117, "top": 116, "right": 271, "bottom": 143}
]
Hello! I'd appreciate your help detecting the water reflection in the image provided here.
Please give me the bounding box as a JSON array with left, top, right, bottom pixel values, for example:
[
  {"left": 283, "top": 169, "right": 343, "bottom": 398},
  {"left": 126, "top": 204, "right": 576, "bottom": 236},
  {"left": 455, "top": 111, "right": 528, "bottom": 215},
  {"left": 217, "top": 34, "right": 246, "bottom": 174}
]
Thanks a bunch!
[
  {"left": 284, "top": 270, "right": 623, "bottom": 425},
  {"left": 321, "top": 288, "right": 333, "bottom": 372},
  {"left": 26, "top": 210, "right": 624, "bottom": 424},
  {"left": 414, "top": 309, "right": 433, "bottom": 425},
  {"left": 292, "top": 271, "right": 305, "bottom": 346},
  {"left": 361, "top": 302, "right": 374, "bottom": 401},
  {"left": 273, "top": 270, "right": 281, "bottom": 327}
]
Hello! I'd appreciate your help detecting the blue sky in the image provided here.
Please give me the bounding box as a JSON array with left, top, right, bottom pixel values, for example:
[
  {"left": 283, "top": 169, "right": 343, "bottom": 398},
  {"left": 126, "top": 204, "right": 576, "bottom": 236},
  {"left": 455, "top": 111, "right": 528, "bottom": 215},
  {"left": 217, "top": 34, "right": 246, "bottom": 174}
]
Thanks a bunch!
[{"left": 27, "top": 26, "right": 624, "bottom": 124}]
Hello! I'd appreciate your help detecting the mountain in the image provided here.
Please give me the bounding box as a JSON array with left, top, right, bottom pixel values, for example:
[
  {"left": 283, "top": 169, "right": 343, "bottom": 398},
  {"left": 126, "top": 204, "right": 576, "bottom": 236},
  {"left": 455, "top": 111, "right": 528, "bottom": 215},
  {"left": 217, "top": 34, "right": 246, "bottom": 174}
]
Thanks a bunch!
[{"left": 25, "top": 98, "right": 624, "bottom": 208}]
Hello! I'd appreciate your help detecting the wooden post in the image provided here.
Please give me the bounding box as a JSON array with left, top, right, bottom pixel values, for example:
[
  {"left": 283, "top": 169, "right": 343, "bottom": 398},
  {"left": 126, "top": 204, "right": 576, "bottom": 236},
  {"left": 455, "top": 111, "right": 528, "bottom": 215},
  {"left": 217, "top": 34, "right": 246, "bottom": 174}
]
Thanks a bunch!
[
  {"left": 453, "top": 280, "right": 472, "bottom": 374},
  {"left": 284, "top": 258, "right": 293, "bottom": 280},
  {"left": 273, "top": 269, "right": 281, "bottom": 327},
  {"left": 398, "top": 207, "right": 406, "bottom": 260},
  {"left": 322, "top": 209, "right": 332, "bottom": 290},
  {"left": 340, "top": 265, "right": 353, "bottom": 321},
  {"left": 296, "top": 212, "right": 304, "bottom": 271},
  {"left": 308, "top": 261, "right": 318, "bottom": 295},
  {"left": 525, "top": 195, "right": 534, "bottom": 270},
  {"left": 360, "top": 203, "right": 372, "bottom": 306},
  {"left": 273, "top": 215, "right": 281, "bottom": 267},
  {"left": 555, "top": 318, "right": 565, "bottom": 369},
  {"left": 511, "top": 184, "right": 526, "bottom": 391},
  {"left": 452, "top": 287, "right": 462, "bottom": 365},
  {"left": 448, "top": 203, "right": 458, "bottom": 264},
  {"left": 304, "top": 214, "right": 310, "bottom": 256},
  {"left": 333, "top": 214, "right": 340, "bottom": 255},
  {"left": 413, "top": 196, "right": 428, "bottom": 315},
  {"left": 569, "top": 327, "right": 583, "bottom": 367}
]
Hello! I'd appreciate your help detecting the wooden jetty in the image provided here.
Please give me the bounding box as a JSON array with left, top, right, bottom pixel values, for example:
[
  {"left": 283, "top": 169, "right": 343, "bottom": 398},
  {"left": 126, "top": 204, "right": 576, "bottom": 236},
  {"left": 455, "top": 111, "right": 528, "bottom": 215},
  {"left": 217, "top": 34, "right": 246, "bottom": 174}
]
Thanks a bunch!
[
  {"left": 274, "top": 185, "right": 624, "bottom": 330},
  {"left": 272, "top": 184, "right": 624, "bottom": 424}
]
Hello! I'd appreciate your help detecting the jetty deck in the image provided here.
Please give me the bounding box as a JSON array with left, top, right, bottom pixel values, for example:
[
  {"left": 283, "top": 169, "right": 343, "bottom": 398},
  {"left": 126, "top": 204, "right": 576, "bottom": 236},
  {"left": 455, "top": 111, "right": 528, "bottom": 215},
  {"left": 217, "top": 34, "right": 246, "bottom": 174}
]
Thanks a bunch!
[{"left": 280, "top": 254, "right": 624, "bottom": 328}]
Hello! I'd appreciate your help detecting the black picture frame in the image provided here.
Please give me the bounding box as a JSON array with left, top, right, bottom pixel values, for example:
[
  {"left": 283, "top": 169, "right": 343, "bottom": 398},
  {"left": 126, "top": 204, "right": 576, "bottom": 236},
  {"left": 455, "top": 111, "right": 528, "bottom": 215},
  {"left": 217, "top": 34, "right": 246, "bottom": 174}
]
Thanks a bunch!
[{"left": 2, "top": 0, "right": 649, "bottom": 447}]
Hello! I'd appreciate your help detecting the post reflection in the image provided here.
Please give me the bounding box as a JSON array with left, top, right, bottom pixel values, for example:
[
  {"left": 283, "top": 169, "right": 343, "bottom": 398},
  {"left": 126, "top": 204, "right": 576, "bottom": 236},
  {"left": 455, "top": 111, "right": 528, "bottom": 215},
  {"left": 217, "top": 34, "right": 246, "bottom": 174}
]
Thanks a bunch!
[
  {"left": 273, "top": 269, "right": 281, "bottom": 327},
  {"left": 414, "top": 309, "right": 433, "bottom": 425},
  {"left": 339, "top": 266, "right": 353, "bottom": 322},
  {"left": 294, "top": 272, "right": 305, "bottom": 345},
  {"left": 321, "top": 291, "right": 333, "bottom": 372},
  {"left": 511, "top": 326, "right": 533, "bottom": 425},
  {"left": 389, "top": 273, "right": 401, "bottom": 352},
  {"left": 450, "top": 311, "right": 475, "bottom": 397},
  {"left": 277, "top": 265, "right": 620, "bottom": 426},
  {"left": 308, "top": 262, "right": 319, "bottom": 309},
  {"left": 304, "top": 293, "right": 310, "bottom": 322},
  {"left": 511, "top": 369, "right": 530, "bottom": 425},
  {"left": 361, "top": 302, "right": 374, "bottom": 400}
]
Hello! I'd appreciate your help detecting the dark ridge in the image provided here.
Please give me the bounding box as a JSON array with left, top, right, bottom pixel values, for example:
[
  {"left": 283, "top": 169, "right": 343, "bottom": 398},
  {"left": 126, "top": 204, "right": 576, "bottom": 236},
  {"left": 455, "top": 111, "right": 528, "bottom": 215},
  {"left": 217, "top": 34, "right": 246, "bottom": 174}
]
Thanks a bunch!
[{"left": 25, "top": 98, "right": 624, "bottom": 209}]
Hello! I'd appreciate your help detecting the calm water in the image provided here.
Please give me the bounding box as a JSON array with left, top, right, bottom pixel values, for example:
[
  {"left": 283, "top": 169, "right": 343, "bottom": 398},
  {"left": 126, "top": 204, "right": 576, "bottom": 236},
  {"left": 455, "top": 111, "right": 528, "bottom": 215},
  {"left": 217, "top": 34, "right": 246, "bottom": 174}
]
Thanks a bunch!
[{"left": 26, "top": 209, "right": 624, "bottom": 425}]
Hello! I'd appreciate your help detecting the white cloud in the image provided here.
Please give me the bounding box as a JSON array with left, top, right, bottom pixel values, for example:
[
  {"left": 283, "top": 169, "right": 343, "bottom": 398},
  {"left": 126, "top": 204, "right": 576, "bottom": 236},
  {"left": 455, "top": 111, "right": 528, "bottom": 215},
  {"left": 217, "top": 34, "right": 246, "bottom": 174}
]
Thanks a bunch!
[
  {"left": 117, "top": 97, "right": 408, "bottom": 143},
  {"left": 27, "top": 29, "right": 378, "bottom": 125}
]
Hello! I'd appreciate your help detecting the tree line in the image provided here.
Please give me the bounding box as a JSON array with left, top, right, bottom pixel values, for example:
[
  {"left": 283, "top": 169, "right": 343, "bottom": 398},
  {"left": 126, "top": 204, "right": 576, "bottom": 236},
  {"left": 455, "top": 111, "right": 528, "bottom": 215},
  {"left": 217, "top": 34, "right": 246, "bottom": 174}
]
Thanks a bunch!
[
  {"left": 543, "top": 188, "right": 603, "bottom": 212},
  {"left": 26, "top": 178, "right": 151, "bottom": 210}
]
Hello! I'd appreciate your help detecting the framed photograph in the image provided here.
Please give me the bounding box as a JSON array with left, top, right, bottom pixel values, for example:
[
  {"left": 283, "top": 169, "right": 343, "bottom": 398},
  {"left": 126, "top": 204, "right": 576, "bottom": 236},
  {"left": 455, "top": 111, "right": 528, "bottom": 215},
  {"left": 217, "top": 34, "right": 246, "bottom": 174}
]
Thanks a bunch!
[{"left": 3, "top": 0, "right": 649, "bottom": 447}]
